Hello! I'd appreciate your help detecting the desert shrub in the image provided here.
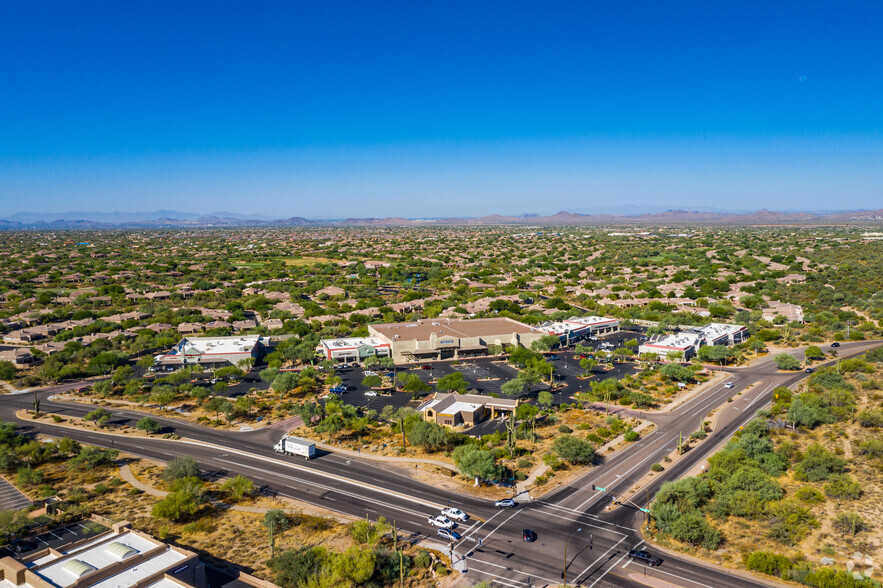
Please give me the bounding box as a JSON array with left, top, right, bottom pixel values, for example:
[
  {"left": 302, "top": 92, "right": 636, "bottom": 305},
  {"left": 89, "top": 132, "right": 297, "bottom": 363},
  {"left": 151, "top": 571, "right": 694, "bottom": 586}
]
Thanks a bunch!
[
  {"left": 651, "top": 463, "right": 664, "bottom": 472},
  {"left": 767, "top": 499, "right": 819, "bottom": 546},
  {"left": 824, "top": 474, "right": 862, "bottom": 500},
  {"left": 794, "top": 486, "right": 826, "bottom": 504},
  {"left": 831, "top": 512, "right": 871, "bottom": 537},
  {"left": 856, "top": 439, "right": 883, "bottom": 458},
  {"left": 856, "top": 409, "right": 883, "bottom": 428},
  {"left": 67, "top": 447, "right": 119, "bottom": 471},
  {"left": 744, "top": 551, "right": 793, "bottom": 577},
  {"left": 794, "top": 444, "right": 847, "bottom": 482},
  {"left": 558, "top": 424, "right": 572, "bottom": 434},
  {"left": 624, "top": 430, "right": 639, "bottom": 442}
]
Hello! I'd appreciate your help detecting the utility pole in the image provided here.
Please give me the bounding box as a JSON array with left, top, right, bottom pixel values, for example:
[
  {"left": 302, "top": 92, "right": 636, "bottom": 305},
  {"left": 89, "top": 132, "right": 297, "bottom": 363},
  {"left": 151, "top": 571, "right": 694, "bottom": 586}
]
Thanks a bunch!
[
  {"left": 400, "top": 416, "right": 406, "bottom": 448},
  {"left": 393, "top": 519, "right": 397, "bottom": 550}
]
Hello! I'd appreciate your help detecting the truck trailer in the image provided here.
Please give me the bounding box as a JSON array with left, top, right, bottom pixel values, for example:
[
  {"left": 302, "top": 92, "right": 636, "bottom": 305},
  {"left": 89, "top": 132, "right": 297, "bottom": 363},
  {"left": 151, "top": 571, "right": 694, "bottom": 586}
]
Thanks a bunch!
[{"left": 273, "top": 436, "right": 316, "bottom": 460}]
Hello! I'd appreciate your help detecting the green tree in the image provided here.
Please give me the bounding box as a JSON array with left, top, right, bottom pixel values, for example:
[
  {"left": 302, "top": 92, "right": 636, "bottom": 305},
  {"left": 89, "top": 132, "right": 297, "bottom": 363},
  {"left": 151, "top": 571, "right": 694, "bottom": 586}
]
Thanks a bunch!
[
  {"left": 537, "top": 390, "right": 553, "bottom": 408},
  {"left": 361, "top": 374, "right": 382, "bottom": 388},
  {"left": 150, "top": 386, "right": 176, "bottom": 409},
  {"left": 152, "top": 477, "right": 207, "bottom": 522},
  {"left": 767, "top": 498, "right": 819, "bottom": 546},
  {"left": 220, "top": 474, "right": 255, "bottom": 502},
  {"left": 263, "top": 509, "right": 291, "bottom": 559},
  {"left": 553, "top": 435, "right": 595, "bottom": 465},
  {"left": 0, "top": 361, "right": 17, "bottom": 382},
  {"left": 67, "top": 447, "right": 119, "bottom": 471},
  {"left": 136, "top": 417, "right": 161, "bottom": 435},
  {"left": 436, "top": 372, "right": 468, "bottom": 393},
  {"left": 452, "top": 445, "right": 502, "bottom": 481},
  {"left": 162, "top": 456, "right": 200, "bottom": 483},
  {"left": 84, "top": 408, "right": 112, "bottom": 428},
  {"left": 773, "top": 353, "right": 802, "bottom": 371},
  {"left": 804, "top": 346, "right": 824, "bottom": 361},
  {"left": 405, "top": 419, "right": 449, "bottom": 451}
]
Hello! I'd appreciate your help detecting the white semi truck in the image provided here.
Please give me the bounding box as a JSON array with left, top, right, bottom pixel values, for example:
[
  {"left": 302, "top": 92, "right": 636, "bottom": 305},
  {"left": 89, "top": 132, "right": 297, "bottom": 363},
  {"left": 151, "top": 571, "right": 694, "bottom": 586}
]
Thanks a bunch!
[{"left": 273, "top": 436, "right": 316, "bottom": 460}]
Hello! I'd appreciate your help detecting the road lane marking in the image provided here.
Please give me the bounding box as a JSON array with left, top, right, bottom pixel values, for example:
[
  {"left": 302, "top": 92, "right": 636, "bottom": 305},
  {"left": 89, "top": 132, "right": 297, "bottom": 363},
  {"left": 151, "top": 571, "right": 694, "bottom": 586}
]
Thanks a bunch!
[
  {"left": 586, "top": 538, "right": 637, "bottom": 587},
  {"left": 215, "top": 458, "right": 433, "bottom": 520},
  {"left": 534, "top": 508, "right": 630, "bottom": 533},
  {"left": 172, "top": 439, "right": 449, "bottom": 511},
  {"left": 467, "top": 557, "right": 560, "bottom": 586}
]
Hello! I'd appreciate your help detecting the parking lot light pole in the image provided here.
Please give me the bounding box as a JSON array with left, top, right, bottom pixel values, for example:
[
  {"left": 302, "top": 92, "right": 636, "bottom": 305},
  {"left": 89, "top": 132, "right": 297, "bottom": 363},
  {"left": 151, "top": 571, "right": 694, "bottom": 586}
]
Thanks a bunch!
[{"left": 562, "top": 527, "right": 582, "bottom": 585}]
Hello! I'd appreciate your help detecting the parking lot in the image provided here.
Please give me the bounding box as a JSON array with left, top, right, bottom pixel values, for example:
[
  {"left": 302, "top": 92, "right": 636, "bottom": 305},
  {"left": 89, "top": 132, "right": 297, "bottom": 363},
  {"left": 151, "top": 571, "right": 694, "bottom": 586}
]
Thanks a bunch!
[
  {"left": 329, "top": 328, "right": 648, "bottom": 414},
  {"left": 0, "top": 520, "right": 108, "bottom": 558},
  {"left": 0, "top": 477, "right": 32, "bottom": 513}
]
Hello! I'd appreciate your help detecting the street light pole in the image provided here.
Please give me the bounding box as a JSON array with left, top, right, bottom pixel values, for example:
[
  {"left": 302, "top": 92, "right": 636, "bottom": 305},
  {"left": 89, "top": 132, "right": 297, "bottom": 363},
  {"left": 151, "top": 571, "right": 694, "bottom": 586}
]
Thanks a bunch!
[{"left": 562, "top": 527, "right": 582, "bottom": 585}]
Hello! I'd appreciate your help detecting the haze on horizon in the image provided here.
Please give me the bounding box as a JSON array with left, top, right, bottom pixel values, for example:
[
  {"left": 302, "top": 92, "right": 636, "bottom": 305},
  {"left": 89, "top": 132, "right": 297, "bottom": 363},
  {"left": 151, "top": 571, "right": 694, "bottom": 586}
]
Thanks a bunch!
[{"left": 1, "top": 1, "right": 882, "bottom": 219}]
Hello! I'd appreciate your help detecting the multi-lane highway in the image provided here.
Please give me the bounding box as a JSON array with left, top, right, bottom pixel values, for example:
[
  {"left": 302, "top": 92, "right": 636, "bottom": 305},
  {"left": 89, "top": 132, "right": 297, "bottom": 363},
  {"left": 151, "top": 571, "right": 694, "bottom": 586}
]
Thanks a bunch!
[{"left": 0, "top": 340, "right": 877, "bottom": 587}]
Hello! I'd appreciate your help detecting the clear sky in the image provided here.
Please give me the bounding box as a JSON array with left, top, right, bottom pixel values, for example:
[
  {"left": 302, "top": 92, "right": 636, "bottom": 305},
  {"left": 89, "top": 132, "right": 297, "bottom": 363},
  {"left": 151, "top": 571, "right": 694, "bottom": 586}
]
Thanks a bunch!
[{"left": 1, "top": 1, "right": 881, "bottom": 218}]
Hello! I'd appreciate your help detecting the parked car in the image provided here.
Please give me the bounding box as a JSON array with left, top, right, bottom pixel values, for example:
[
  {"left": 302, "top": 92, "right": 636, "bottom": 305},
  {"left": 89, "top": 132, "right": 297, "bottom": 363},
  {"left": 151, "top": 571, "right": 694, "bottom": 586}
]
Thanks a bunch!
[
  {"left": 522, "top": 529, "right": 537, "bottom": 542},
  {"left": 428, "top": 516, "right": 454, "bottom": 529},
  {"left": 547, "top": 354, "right": 559, "bottom": 360},
  {"left": 420, "top": 365, "right": 433, "bottom": 370},
  {"left": 364, "top": 390, "right": 378, "bottom": 397},
  {"left": 495, "top": 498, "right": 517, "bottom": 508},
  {"left": 363, "top": 370, "right": 377, "bottom": 376},
  {"left": 437, "top": 528, "right": 461, "bottom": 541},
  {"left": 724, "top": 382, "right": 734, "bottom": 389},
  {"left": 442, "top": 507, "right": 469, "bottom": 522},
  {"left": 329, "top": 385, "right": 346, "bottom": 394},
  {"left": 628, "top": 549, "right": 662, "bottom": 566},
  {"left": 8, "top": 540, "right": 37, "bottom": 554},
  {"left": 831, "top": 342, "right": 841, "bottom": 347}
]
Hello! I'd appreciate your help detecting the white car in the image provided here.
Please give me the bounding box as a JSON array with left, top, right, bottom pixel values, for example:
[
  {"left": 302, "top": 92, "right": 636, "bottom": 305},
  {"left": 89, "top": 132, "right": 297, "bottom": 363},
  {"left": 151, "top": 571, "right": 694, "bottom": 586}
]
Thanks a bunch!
[
  {"left": 364, "top": 370, "right": 377, "bottom": 376},
  {"left": 442, "top": 508, "right": 469, "bottom": 522},
  {"left": 428, "top": 516, "right": 455, "bottom": 529},
  {"left": 364, "top": 390, "right": 378, "bottom": 397},
  {"left": 724, "top": 382, "right": 734, "bottom": 389}
]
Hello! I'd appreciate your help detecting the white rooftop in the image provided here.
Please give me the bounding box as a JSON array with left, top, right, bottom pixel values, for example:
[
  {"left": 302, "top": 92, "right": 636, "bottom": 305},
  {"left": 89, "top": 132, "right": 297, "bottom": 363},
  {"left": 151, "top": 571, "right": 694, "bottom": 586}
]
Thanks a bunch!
[
  {"left": 537, "top": 316, "right": 618, "bottom": 335},
  {"left": 693, "top": 323, "right": 745, "bottom": 339},
  {"left": 643, "top": 333, "right": 701, "bottom": 350},
  {"left": 444, "top": 401, "right": 484, "bottom": 414},
  {"left": 166, "top": 335, "right": 260, "bottom": 357},
  {"left": 36, "top": 530, "right": 171, "bottom": 587},
  {"left": 319, "top": 337, "right": 388, "bottom": 349}
]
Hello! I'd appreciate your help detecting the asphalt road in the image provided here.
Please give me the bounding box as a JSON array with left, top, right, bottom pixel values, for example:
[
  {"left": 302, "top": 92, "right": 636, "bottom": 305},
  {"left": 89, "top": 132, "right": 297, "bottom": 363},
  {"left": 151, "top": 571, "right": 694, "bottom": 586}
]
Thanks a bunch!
[{"left": 0, "top": 339, "right": 878, "bottom": 587}]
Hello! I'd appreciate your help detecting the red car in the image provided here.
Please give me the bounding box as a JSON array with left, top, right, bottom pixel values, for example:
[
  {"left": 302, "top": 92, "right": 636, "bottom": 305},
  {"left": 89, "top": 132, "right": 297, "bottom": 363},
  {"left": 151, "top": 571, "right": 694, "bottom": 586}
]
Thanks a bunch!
[{"left": 420, "top": 365, "right": 433, "bottom": 370}]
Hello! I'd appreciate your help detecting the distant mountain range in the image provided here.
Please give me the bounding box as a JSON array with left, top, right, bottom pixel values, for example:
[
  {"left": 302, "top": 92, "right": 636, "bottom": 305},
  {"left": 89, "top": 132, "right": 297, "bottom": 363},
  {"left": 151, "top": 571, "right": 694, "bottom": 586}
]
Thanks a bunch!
[{"left": 2, "top": 208, "right": 882, "bottom": 229}]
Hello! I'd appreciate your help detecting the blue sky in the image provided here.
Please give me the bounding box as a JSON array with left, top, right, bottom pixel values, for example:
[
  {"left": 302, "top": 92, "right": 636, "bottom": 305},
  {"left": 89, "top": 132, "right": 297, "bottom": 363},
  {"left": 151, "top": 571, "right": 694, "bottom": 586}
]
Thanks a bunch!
[{"left": 1, "top": 1, "right": 881, "bottom": 218}]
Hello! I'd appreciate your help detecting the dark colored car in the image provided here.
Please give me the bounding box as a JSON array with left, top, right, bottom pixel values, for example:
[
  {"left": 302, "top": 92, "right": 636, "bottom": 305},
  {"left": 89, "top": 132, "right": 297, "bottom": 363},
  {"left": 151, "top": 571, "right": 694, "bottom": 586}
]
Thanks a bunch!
[
  {"left": 9, "top": 540, "right": 37, "bottom": 553},
  {"left": 546, "top": 354, "right": 560, "bottom": 360},
  {"left": 420, "top": 365, "right": 433, "bottom": 370},
  {"left": 522, "top": 529, "right": 537, "bottom": 542},
  {"left": 831, "top": 342, "right": 841, "bottom": 347},
  {"left": 628, "top": 549, "right": 662, "bottom": 566},
  {"left": 805, "top": 368, "right": 814, "bottom": 373}
]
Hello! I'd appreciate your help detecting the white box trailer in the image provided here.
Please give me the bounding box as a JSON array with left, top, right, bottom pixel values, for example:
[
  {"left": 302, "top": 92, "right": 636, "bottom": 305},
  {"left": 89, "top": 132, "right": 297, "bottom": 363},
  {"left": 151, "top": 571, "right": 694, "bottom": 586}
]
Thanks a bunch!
[{"left": 274, "top": 436, "right": 315, "bottom": 460}]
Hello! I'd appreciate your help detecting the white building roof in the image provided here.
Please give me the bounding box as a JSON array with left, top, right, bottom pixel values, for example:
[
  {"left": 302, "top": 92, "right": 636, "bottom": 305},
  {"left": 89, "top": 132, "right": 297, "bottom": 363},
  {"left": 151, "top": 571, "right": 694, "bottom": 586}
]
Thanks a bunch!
[
  {"left": 642, "top": 333, "right": 701, "bottom": 351},
  {"left": 33, "top": 530, "right": 178, "bottom": 588},
  {"left": 443, "top": 401, "right": 484, "bottom": 414},
  {"left": 319, "top": 337, "right": 389, "bottom": 350},
  {"left": 164, "top": 335, "right": 260, "bottom": 358},
  {"left": 693, "top": 323, "right": 745, "bottom": 341}
]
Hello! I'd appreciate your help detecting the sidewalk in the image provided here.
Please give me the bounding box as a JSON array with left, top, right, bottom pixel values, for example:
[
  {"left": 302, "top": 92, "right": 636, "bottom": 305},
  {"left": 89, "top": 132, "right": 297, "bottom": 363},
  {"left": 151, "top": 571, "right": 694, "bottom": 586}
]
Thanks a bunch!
[{"left": 311, "top": 441, "right": 460, "bottom": 473}]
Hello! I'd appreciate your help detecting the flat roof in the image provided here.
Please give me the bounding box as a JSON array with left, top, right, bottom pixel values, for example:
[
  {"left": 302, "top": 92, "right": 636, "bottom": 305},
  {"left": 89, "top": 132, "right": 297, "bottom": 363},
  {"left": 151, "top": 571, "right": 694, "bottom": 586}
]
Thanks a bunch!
[
  {"left": 371, "top": 317, "right": 534, "bottom": 342},
  {"left": 641, "top": 333, "right": 701, "bottom": 350},
  {"left": 163, "top": 335, "right": 260, "bottom": 358},
  {"left": 538, "top": 315, "right": 618, "bottom": 335},
  {"left": 318, "top": 337, "right": 390, "bottom": 350},
  {"left": 693, "top": 323, "right": 746, "bottom": 339},
  {"left": 36, "top": 530, "right": 181, "bottom": 588}
]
